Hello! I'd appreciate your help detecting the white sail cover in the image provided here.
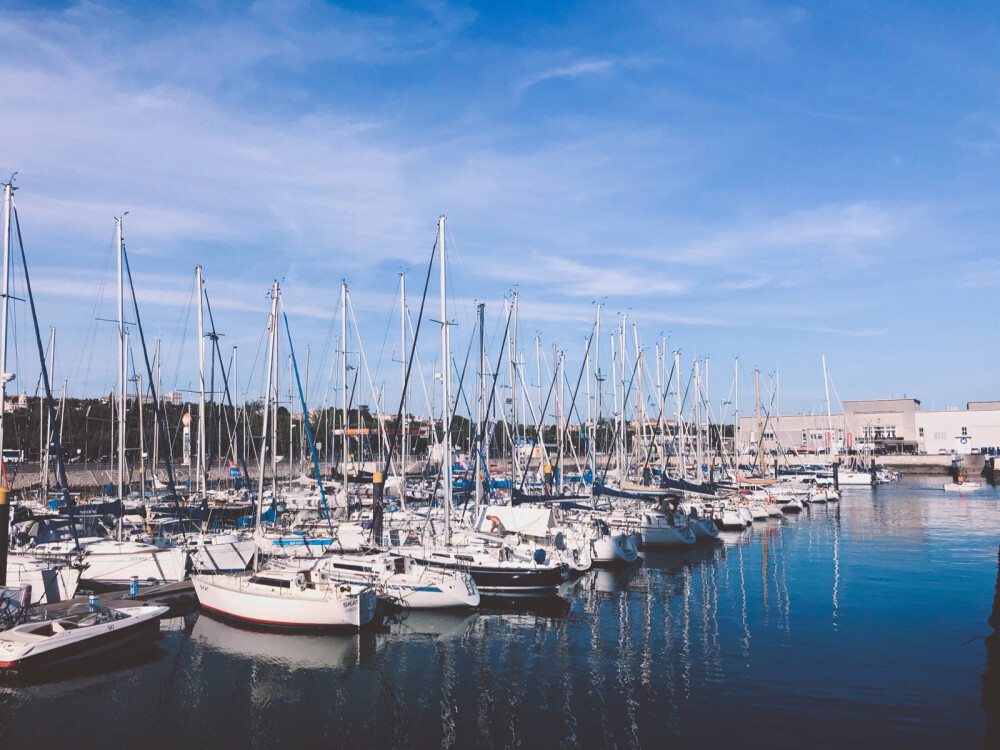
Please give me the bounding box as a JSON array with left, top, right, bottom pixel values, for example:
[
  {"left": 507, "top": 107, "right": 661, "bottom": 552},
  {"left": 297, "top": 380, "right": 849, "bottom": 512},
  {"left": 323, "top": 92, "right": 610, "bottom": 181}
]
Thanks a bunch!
[{"left": 475, "top": 506, "right": 555, "bottom": 538}]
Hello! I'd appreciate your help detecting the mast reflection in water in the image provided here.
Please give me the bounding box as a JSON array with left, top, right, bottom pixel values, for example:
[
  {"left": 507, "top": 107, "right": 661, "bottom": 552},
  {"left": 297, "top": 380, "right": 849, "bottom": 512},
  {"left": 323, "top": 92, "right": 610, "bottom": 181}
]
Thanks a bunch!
[{"left": 1, "top": 478, "right": 998, "bottom": 748}]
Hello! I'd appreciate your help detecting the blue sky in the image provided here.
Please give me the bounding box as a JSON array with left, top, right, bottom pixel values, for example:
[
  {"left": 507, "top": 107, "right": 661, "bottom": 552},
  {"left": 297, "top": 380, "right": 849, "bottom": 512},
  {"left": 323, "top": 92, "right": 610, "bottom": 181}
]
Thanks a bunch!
[{"left": 0, "top": 0, "right": 998, "bottom": 419}]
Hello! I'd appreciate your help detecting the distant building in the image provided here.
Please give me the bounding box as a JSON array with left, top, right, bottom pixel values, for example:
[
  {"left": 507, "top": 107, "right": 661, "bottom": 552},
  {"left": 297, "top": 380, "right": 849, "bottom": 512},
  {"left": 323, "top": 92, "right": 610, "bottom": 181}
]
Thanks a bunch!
[
  {"left": 3, "top": 390, "right": 27, "bottom": 413},
  {"left": 738, "top": 397, "right": 1000, "bottom": 456}
]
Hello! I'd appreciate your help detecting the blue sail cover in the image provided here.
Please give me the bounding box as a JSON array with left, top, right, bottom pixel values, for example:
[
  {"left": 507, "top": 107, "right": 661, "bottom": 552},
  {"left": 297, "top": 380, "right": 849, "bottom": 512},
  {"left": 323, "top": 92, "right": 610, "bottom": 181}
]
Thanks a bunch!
[
  {"left": 592, "top": 482, "right": 667, "bottom": 501},
  {"left": 510, "top": 488, "right": 591, "bottom": 505},
  {"left": 658, "top": 476, "right": 718, "bottom": 497}
]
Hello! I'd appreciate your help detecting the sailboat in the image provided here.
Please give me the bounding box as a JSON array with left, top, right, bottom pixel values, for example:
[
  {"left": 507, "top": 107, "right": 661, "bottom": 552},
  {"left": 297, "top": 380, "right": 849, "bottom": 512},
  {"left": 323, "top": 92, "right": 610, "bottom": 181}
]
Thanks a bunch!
[
  {"left": 138, "top": 266, "right": 257, "bottom": 574},
  {"left": 63, "top": 217, "right": 187, "bottom": 585},
  {"left": 0, "top": 180, "right": 80, "bottom": 603},
  {"left": 192, "top": 282, "right": 377, "bottom": 629},
  {"left": 385, "top": 217, "right": 569, "bottom": 596}
]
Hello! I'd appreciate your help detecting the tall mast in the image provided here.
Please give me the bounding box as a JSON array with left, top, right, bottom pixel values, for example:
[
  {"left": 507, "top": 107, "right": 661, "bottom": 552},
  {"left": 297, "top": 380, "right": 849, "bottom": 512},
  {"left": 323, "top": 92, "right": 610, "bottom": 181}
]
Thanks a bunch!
[
  {"left": 196, "top": 264, "right": 206, "bottom": 498},
  {"left": 400, "top": 273, "right": 407, "bottom": 496},
  {"left": 593, "top": 304, "right": 601, "bottom": 471},
  {"left": 674, "top": 350, "right": 683, "bottom": 478},
  {"left": 734, "top": 357, "right": 740, "bottom": 470},
  {"left": 823, "top": 355, "right": 834, "bottom": 456},
  {"left": 41, "top": 326, "right": 55, "bottom": 492},
  {"left": 694, "top": 359, "right": 702, "bottom": 479},
  {"left": 755, "top": 367, "right": 762, "bottom": 469},
  {"left": 152, "top": 338, "right": 160, "bottom": 497},
  {"left": 254, "top": 283, "right": 279, "bottom": 570},
  {"left": 137, "top": 372, "right": 145, "bottom": 501},
  {"left": 509, "top": 292, "right": 519, "bottom": 486},
  {"left": 474, "top": 301, "right": 485, "bottom": 512},
  {"left": 619, "top": 315, "right": 626, "bottom": 478},
  {"left": 0, "top": 181, "right": 13, "bottom": 474},
  {"left": 341, "top": 281, "right": 348, "bottom": 498},
  {"left": 437, "top": 216, "right": 452, "bottom": 545},
  {"left": 116, "top": 217, "right": 126, "bottom": 534}
]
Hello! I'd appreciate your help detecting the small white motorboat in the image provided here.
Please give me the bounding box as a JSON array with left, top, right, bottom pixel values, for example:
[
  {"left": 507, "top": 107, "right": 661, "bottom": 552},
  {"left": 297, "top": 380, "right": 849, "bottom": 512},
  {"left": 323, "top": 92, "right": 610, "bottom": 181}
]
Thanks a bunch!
[
  {"left": 943, "top": 480, "right": 981, "bottom": 492},
  {"left": 0, "top": 589, "right": 168, "bottom": 675}
]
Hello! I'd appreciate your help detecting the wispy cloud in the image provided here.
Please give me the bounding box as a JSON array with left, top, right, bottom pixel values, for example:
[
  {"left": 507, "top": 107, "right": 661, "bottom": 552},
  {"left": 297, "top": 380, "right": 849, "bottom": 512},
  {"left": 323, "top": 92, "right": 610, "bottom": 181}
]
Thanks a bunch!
[{"left": 518, "top": 58, "right": 619, "bottom": 92}]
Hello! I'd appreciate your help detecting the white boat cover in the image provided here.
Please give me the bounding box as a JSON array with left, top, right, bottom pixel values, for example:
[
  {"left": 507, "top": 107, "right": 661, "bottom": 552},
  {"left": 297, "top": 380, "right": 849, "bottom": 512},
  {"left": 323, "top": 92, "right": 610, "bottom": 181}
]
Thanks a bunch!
[{"left": 475, "top": 506, "right": 555, "bottom": 537}]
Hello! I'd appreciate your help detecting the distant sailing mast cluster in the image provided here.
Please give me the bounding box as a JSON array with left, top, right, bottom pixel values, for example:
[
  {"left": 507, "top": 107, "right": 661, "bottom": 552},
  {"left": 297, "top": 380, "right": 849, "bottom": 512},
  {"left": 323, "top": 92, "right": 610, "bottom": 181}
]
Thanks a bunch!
[{"left": 0, "top": 183, "right": 884, "bottom": 654}]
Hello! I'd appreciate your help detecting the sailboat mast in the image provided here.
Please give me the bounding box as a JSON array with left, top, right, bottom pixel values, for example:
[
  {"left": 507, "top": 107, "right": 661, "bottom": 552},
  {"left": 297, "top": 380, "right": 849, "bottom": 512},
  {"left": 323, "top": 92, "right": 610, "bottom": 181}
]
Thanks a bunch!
[
  {"left": 196, "top": 264, "right": 206, "bottom": 498},
  {"left": 254, "top": 283, "right": 279, "bottom": 571},
  {"left": 734, "top": 357, "right": 740, "bottom": 469},
  {"left": 437, "top": 216, "right": 452, "bottom": 545},
  {"left": 674, "top": 350, "right": 683, "bottom": 477},
  {"left": 593, "top": 304, "right": 601, "bottom": 474},
  {"left": 694, "top": 359, "right": 702, "bottom": 478},
  {"left": 151, "top": 338, "right": 160, "bottom": 497},
  {"left": 509, "top": 293, "right": 519, "bottom": 487},
  {"left": 0, "top": 181, "right": 12, "bottom": 473},
  {"left": 116, "top": 217, "right": 126, "bottom": 531},
  {"left": 41, "top": 327, "right": 55, "bottom": 493},
  {"left": 474, "top": 301, "right": 485, "bottom": 511},
  {"left": 755, "top": 367, "right": 762, "bottom": 470},
  {"left": 823, "top": 355, "right": 834, "bottom": 456},
  {"left": 399, "top": 273, "right": 407, "bottom": 495},
  {"left": 341, "top": 281, "right": 348, "bottom": 497}
]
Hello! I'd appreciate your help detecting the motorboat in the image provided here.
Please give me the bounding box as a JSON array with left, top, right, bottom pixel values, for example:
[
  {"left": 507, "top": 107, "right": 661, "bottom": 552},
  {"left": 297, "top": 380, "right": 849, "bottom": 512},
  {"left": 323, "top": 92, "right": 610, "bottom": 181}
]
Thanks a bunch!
[
  {"left": 0, "top": 589, "right": 168, "bottom": 675},
  {"left": 943, "top": 480, "right": 981, "bottom": 492}
]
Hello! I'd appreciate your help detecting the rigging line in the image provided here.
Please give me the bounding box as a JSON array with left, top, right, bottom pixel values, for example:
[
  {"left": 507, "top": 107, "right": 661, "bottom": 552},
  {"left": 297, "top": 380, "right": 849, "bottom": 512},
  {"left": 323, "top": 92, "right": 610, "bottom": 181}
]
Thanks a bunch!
[
  {"left": 516, "top": 352, "right": 559, "bottom": 492},
  {"left": 282, "top": 309, "right": 332, "bottom": 530},
  {"left": 556, "top": 332, "right": 594, "bottom": 475},
  {"left": 347, "top": 290, "right": 395, "bottom": 472},
  {"left": 599, "top": 354, "right": 641, "bottom": 484},
  {"left": 468, "top": 299, "right": 513, "bottom": 505},
  {"left": 372, "top": 281, "right": 399, "bottom": 397},
  {"left": 121, "top": 240, "right": 186, "bottom": 536},
  {"left": 73, "top": 225, "right": 116, "bottom": 394},
  {"left": 637, "top": 357, "right": 677, "bottom": 471},
  {"left": 165, "top": 274, "right": 197, "bottom": 399},
  {"left": 11, "top": 203, "right": 77, "bottom": 548},
  {"left": 404, "top": 305, "right": 435, "bottom": 443},
  {"left": 203, "top": 282, "right": 251, "bottom": 484},
  {"left": 447, "top": 319, "right": 478, "bottom": 448},
  {"left": 372, "top": 231, "right": 439, "bottom": 544}
]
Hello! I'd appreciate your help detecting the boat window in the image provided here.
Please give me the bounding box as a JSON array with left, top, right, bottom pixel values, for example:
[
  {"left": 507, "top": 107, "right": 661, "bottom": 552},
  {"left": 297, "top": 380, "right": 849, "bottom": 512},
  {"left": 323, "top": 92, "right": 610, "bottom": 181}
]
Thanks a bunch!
[
  {"left": 455, "top": 555, "right": 475, "bottom": 562},
  {"left": 329, "top": 562, "right": 369, "bottom": 573},
  {"left": 389, "top": 530, "right": 401, "bottom": 546},
  {"left": 248, "top": 576, "right": 291, "bottom": 588}
]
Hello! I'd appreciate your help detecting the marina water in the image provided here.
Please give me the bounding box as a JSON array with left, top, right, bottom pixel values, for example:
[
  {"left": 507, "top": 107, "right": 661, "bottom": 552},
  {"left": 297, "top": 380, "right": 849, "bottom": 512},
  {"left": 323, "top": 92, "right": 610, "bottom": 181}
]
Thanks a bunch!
[{"left": 2, "top": 478, "right": 998, "bottom": 748}]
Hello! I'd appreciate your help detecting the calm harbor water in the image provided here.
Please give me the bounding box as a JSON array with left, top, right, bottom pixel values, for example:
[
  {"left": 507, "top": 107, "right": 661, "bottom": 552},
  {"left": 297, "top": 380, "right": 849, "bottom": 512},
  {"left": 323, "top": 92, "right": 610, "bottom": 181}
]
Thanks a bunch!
[{"left": 2, "top": 477, "right": 999, "bottom": 748}]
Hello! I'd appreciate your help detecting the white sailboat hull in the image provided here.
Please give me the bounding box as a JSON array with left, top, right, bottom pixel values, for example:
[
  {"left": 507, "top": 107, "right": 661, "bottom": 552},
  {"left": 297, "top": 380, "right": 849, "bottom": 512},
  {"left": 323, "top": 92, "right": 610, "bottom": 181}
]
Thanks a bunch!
[
  {"left": 590, "top": 533, "right": 639, "bottom": 564},
  {"left": 80, "top": 543, "right": 188, "bottom": 585},
  {"left": 5, "top": 555, "right": 80, "bottom": 604},
  {"left": 190, "top": 537, "right": 256, "bottom": 573},
  {"left": 640, "top": 519, "right": 697, "bottom": 548},
  {"left": 192, "top": 572, "right": 376, "bottom": 628}
]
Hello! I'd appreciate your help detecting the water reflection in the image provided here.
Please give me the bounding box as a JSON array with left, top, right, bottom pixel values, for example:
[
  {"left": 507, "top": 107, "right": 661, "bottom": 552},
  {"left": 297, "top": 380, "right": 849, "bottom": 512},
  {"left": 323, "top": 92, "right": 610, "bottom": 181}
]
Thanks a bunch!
[
  {"left": 192, "top": 612, "right": 364, "bottom": 671},
  {"left": 3, "top": 483, "right": 999, "bottom": 748}
]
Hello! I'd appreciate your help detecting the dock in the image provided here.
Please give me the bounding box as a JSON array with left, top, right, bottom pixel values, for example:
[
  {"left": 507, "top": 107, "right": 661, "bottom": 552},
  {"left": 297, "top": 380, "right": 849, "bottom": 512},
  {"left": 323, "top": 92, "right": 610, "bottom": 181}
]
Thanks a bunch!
[{"left": 34, "top": 580, "right": 199, "bottom": 619}]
